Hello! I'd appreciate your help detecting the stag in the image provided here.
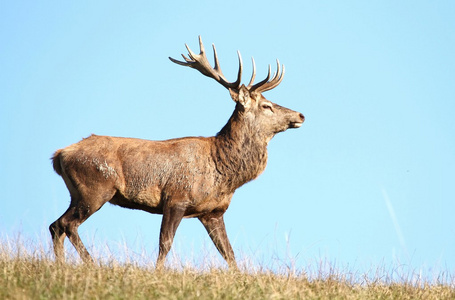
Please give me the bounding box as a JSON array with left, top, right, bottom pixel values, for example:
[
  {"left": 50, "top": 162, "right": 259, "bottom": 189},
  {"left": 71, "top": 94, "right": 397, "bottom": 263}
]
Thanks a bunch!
[{"left": 50, "top": 36, "right": 304, "bottom": 269}]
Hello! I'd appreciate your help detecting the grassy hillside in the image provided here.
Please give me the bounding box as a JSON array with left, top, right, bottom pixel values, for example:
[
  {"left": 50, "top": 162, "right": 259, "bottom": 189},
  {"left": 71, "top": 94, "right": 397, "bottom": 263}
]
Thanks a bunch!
[{"left": 1, "top": 240, "right": 454, "bottom": 299}]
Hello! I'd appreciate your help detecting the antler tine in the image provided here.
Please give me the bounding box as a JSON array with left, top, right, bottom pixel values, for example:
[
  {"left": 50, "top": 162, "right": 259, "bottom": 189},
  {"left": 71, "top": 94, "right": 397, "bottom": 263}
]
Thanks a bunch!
[
  {"left": 250, "top": 59, "right": 285, "bottom": 93},
  {"left": 212, "top": 43, "right": 243, "bottom": 88},
  {"left": 250, "top": 64, "right": 272, "bottom": 91},
  {"left": 268, "top": 60, "right": 285, "bottom": 90},
  {"left": 198, "top": 35, "right": 205, "bottom": 54},
  {"left": 247, "top": 57, "right": 256, "bottom": 89},
  {"left": 266, "top": 60, "right": 281, "bottom": 87},
  {"left": 233, "top": 50, "right": 243, "bottom": 88},
  {"left": 212, "top": 44, "right": 222, "bottom": 73},
  {"left": 169, "top": 54, "right": 190, "bottom": 66},
  {"left": 185, "top": 43, "right": 197, "bottom": 61},
  {"left": 169, "top": 36, "right": 242, "bottom": 90}
]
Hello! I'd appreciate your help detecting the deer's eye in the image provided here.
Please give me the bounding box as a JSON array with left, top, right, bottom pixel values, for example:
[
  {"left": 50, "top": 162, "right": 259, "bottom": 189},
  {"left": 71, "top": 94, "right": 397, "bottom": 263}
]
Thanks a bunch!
[{"left": 262, "top": 103, "right": 273, "bottom": 112}]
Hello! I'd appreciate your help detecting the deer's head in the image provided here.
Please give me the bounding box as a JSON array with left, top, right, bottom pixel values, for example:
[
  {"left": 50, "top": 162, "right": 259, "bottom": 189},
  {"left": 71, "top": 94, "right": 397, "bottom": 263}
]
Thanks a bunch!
[{"left": 170, "top": 36, "right": 304, "bottom": 141}]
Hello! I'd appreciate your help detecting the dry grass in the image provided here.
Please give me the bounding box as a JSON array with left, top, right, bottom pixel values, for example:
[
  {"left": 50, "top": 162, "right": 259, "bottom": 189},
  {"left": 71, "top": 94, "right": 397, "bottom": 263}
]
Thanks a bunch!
[{"left": 1, "top": 237, "right": 454, "bottom": 299}]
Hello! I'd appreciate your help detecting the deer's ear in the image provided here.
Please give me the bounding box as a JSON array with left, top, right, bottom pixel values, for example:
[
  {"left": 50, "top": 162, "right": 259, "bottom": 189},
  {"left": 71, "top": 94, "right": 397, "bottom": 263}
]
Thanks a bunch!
[{"left": 229, "top": 85, "right": 251, "bottom": 108}]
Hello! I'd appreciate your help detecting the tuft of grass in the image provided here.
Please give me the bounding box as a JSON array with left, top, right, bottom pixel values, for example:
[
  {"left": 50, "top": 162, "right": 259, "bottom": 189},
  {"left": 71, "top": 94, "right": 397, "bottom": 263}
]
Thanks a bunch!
[{"left": 1, "top": 237, "right": 454, "bottom": 299}]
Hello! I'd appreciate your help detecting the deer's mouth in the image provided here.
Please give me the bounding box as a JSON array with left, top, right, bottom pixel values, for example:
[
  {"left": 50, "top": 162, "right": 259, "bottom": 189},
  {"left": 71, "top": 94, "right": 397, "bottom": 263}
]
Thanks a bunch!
[{"left": 289, "top": 122, "right": 303, "bottom": 128}]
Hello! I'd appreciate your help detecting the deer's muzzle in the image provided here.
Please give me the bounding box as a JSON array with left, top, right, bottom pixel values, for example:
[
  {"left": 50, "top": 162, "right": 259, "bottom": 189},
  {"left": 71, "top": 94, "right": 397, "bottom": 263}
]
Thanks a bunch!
[{"left": 289, "top": 113, "right": 305, "bottom": 128}]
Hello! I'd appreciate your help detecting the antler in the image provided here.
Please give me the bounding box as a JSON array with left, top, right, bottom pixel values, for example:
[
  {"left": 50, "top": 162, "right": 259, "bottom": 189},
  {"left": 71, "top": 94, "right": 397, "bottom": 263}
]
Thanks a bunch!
[
  {"left": 169, "top": 36, "right": 242, "bottom": 90},
  {"left": 169, "top": 36, "right": 285, "bottom": 94},
  {"left": 247, "top": 58, "right": 285, "bottom": 94}
]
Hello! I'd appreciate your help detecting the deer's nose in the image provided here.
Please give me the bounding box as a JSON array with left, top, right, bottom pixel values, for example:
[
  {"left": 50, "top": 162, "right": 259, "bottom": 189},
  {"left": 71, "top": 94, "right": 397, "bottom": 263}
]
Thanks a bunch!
[{"left": 299, "top": 113, "right": 305, "bottom": 123}]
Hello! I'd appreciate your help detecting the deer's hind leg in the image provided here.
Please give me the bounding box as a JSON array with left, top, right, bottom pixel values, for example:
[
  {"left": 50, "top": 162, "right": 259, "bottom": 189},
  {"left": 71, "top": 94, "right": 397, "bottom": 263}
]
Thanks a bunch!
[
  {"left": 50, "top": 180, "right": 116, "bottom": 263},
  {"left": 49, "top": 209, "right": 69, "bottom": 262}
]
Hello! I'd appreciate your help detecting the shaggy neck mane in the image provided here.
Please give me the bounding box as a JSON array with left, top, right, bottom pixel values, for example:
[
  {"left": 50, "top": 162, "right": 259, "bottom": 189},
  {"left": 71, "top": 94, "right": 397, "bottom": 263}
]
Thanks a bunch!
[{"left": 212, "top": 107, "right": 268, "bottom": 191}]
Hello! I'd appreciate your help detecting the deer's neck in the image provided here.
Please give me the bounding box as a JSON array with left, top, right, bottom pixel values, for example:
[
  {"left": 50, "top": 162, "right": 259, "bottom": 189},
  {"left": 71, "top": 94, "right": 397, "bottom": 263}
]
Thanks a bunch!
[{"left": 212, "top": 110, "right": 268, "bottom": 191}]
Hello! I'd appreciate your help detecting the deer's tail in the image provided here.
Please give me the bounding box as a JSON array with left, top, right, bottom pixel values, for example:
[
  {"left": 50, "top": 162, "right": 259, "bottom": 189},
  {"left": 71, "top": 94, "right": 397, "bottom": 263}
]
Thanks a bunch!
[{"left": 51, "top": 149, "right": 63, "bottom": 176}]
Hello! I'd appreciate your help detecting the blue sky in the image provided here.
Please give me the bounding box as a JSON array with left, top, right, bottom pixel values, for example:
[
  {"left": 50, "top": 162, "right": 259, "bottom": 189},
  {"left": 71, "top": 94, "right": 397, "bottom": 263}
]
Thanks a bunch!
[{"left": 1, "top": 1, "right": 454, "bottom": 277}]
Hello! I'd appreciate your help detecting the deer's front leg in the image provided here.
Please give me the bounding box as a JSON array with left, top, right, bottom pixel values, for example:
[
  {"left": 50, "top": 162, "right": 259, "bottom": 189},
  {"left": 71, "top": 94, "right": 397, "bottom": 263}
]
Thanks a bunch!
[
  {"left": 199, "top": 212, "right": 237, "bottom": 269},
  {"left": 156, "top": 204, "right": 186, "bottom": 269}
]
